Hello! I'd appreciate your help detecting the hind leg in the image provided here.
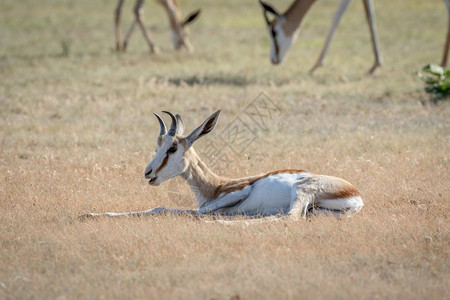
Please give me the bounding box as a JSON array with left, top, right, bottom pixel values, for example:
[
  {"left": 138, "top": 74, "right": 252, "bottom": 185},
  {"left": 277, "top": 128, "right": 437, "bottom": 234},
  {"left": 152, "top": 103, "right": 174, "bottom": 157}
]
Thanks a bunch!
[
  {"left": 288, "top": 177, "right": 320, "bottom": 219},
  {"left": 313, "top": 197, "right": 364, "bottom": 217},
  {"left": 307, "top": 207, "right": 349, "bottom": 217},
  {"left": 289, "top": 175, "right": 364, "bottom": 218}
]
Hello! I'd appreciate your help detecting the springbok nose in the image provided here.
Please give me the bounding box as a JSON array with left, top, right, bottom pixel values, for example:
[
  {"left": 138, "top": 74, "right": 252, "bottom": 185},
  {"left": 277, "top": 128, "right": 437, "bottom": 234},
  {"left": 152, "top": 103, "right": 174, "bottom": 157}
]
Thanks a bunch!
[{"left": 145, "top": 168, "right": 153, "bottom": 178}]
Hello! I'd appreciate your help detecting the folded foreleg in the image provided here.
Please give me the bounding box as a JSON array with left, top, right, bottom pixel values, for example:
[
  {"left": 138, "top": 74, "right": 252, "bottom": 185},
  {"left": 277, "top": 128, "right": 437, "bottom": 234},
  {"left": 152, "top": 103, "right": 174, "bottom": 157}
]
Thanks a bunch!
[{"left": 197, "top": 185, "right": 252, "bottom": 215}]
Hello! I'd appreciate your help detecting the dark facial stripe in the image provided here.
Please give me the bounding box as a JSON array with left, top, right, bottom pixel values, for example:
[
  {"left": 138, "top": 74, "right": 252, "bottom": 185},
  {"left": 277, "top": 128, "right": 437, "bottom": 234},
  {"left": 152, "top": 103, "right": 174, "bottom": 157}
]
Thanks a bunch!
[
  {"left": 155, "top": 141, "right": 178, "bottom": 174},
  {"left": 155, "top": 154, "right": 169, "bottom": 174},
  {"left": 271, "top": 24, "right": 279, "bottom": 59}
]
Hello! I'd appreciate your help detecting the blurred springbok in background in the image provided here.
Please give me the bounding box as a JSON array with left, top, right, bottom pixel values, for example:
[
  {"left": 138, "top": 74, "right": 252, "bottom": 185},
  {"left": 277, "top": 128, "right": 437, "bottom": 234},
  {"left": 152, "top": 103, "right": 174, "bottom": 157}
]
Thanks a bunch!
[
  {"left": 83, "top": 111, "right": 364, "bottom": 219},
  {"left": 114, "top": 0, "right": 200, "bottom": 53},
  {"left": 259, "top": 0, "right": 382, "bottom": 73},
  {"left": 259, "top": 0, "right": 450, "bottom": 73}
]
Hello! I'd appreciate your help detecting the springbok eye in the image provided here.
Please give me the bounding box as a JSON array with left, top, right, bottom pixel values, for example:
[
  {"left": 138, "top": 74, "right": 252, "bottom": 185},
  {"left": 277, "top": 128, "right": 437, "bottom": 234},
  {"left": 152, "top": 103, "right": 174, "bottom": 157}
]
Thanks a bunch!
[{"left": 167, "top": 146, "right": 177, "bottom": 154}]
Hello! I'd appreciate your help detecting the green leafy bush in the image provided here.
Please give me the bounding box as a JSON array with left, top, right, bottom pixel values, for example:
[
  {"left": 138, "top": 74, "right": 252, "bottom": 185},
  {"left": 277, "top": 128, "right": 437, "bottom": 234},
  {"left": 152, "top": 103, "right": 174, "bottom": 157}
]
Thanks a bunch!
[{"left": 417, "top": 64, "right": 450, "bottom": 100}]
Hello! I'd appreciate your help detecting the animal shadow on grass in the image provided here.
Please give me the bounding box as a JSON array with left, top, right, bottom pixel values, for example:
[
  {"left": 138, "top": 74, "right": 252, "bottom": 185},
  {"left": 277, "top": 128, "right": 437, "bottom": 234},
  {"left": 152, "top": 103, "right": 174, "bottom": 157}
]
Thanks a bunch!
[{"left": 168, "top": 74, "right": 253, "bottom": 86}]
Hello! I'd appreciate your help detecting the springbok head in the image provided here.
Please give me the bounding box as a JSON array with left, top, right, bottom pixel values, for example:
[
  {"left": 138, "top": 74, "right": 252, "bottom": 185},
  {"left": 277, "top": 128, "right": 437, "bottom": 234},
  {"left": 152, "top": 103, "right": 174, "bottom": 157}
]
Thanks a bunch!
[
  {"left": 259, "top": 0, "right": 295, "bottom": 64},
  {"left": 171, "top": 9, "right": 201, "bottom": 51},
  {"left": 144, "top": 110, "right": 220, "bottom": 185}
]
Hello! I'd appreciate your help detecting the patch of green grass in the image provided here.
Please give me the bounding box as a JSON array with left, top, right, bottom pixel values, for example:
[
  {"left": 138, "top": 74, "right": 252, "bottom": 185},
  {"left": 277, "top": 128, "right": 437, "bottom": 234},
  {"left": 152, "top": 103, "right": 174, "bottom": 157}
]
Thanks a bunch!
[{"left": 418, "top": 64, "right": 450, "bottom": 101}]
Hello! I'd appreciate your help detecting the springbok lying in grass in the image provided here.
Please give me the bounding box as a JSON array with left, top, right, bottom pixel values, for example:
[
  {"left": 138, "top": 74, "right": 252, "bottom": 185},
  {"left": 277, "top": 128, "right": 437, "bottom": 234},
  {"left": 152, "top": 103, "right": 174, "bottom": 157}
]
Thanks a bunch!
[{"left": 83, "top": 111, "right": 363, "bottom": 219}]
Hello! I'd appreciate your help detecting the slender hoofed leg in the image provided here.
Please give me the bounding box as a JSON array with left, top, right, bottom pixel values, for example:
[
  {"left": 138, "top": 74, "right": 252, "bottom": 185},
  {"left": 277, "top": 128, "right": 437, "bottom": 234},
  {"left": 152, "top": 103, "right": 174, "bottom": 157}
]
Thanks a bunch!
[
  {"left": 441, "top": 0, "right": 450, "bottom": 67},
  {"left": 133, "top": 0, "right": 159, "bottom": 53},
  {"left": 80, "top": 207, "right": 199, "bottom": 219},
  {"left": 362, "top": 0, "right": 382, "bottom": 74},
  {"left": 115, "top": 0, "right": 125, "bottom": 51},
  {"left": 123, "top": 20, "right": 137, "bottom": 51},
  {"left": 309, "top": 0, "right": 352, "bottom": 74}
]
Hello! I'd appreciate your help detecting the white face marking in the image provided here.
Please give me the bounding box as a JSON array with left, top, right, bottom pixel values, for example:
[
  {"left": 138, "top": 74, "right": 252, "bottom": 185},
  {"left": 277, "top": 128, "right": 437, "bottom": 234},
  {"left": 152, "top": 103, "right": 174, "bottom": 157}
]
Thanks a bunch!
[
  {"left": 144, "top": 136, "right": 188, "bottom": 186},
  {"left": 170, "top": 26, "right": 193, "bottom": 51},
  {"left": 269, "top": 20, "right": 296, "bottom": 64}
]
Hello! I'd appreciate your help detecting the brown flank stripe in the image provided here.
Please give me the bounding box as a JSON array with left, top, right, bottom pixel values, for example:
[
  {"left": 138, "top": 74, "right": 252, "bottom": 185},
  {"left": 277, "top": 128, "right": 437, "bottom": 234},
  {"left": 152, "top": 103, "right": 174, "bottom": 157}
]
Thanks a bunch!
[{"left": 215, "top": 169, "right": 306, "bottom": 197}]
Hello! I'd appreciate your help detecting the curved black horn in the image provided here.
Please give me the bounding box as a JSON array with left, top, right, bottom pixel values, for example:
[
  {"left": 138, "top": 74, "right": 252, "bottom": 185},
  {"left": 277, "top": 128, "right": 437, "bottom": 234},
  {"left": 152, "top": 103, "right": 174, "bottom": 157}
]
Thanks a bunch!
[
  {"left": 162, "top": 111, "right": 178, "bottom": 136},
  {"left": 153, "top": 113, "right": 167, "bottom": 136}
]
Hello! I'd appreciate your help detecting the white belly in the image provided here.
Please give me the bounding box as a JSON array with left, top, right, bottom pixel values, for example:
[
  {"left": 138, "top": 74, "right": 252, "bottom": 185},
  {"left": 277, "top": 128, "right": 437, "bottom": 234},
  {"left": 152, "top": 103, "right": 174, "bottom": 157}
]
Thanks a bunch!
[{"left": 221, "top": 173, "right": 309, "bottom": 216}]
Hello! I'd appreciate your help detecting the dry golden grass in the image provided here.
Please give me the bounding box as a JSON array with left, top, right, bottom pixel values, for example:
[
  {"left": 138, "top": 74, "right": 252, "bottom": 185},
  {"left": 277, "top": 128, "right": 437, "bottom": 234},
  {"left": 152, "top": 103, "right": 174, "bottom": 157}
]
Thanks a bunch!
[{"left": 1, "top": 0, "right": 449, "bottom": 299}]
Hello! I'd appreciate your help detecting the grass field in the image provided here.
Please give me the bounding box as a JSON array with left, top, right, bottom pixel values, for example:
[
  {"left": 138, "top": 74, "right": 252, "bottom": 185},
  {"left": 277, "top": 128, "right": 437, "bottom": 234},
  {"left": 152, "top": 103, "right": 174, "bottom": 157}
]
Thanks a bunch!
[{"left": 1, "top": 0, "right": 449, "bottom": 299}]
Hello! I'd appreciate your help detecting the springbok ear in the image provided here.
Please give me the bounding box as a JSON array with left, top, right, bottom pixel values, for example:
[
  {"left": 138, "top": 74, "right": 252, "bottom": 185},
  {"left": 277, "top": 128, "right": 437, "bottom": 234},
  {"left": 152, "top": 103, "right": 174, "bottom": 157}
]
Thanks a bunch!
[
  {"left": 185, "top": 110, "right": 221, "bottom": 148},
  {"left": 259, "top": 0, "right": 280, "bottom": 17},
  {"left": 175, "top": 114, "right": 185, "bottom": 135},
  {"left": 182, "top": 9, "right": 201, "bottom": 27}
]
